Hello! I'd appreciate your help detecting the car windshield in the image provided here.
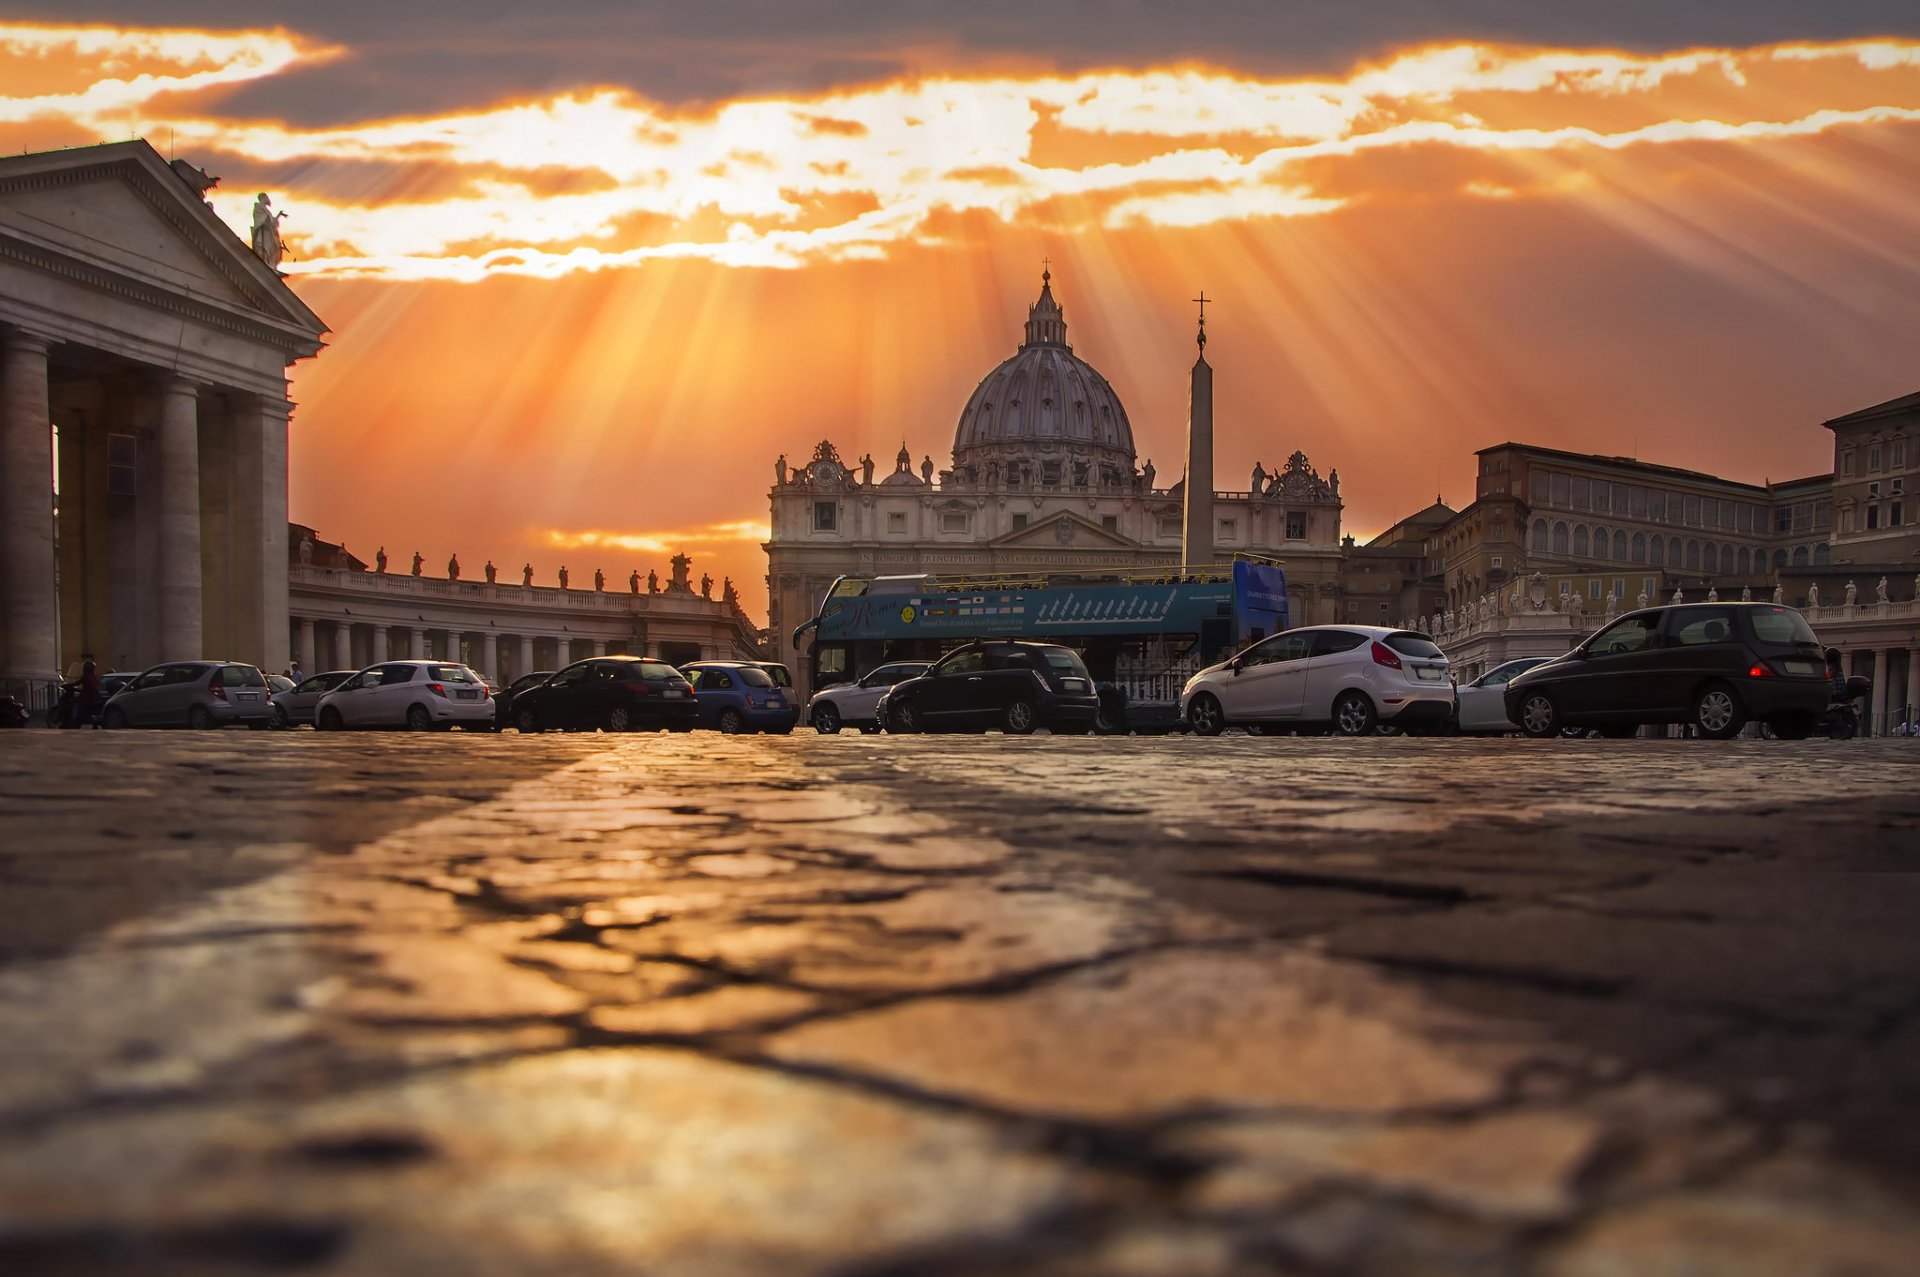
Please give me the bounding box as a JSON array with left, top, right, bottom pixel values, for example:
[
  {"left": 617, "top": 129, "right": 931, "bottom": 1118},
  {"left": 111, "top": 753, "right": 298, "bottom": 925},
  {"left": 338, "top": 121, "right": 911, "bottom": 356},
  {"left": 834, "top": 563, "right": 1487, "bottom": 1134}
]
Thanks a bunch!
[
  {"left": 426, "top": 664, "right": 478, "bottom": 683},
  {"left": 759, "top": 664, "right": 793, "bottom": 687},
  {"left": 1384, "top": 632, "right": 1445, "bottom": 659},
  {"left": 1750, "top": 607, "right": 1820, "bottom": 646},
  {"left": 1040, "top": 648, "right": 1090, "bottom": 675},
  {"left": 218, "top": 665, "right": 266, "bottom": 687},
  {"left": 633, "top": 661, "right": 685, "bottom": 682},
  {"left": 736, "top": 667, "right": 774, "bottom": 688}
]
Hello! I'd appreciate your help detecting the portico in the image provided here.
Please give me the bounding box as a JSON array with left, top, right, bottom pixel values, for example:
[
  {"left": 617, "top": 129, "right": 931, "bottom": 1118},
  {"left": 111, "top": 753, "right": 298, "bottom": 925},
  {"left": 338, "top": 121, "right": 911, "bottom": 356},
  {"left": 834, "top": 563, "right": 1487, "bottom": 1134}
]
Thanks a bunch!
[{"left": 0, "top": 141, "right": 326, "bottom": 693}]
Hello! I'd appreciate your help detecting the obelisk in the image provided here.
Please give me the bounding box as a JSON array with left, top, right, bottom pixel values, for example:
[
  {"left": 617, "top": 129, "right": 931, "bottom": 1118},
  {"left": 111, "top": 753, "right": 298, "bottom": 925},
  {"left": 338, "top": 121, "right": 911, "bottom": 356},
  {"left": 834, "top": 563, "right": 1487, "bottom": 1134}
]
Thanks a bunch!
[{"left": 1181, "top": 292, "right": 1214, "bottom": 572}]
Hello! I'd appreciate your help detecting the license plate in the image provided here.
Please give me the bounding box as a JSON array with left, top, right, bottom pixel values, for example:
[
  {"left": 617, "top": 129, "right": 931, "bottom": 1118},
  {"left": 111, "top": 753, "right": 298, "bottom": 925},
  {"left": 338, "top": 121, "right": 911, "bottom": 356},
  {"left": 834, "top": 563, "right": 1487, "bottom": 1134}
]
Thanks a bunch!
[
  {"left": 237, "top": 692, "right": 258, "bottom": 701},
  {"left": 457, "top": 689, "right": 478, "bottom": 699},
  {"left": 1415, "top": 667, "right": 1443, "bottom": 681},
  {"left": 662, "top": 689, "right": 685, "bottom": 699},
  {"left": 1785, "top": 660, "right": 1821, "bottom": 675}
]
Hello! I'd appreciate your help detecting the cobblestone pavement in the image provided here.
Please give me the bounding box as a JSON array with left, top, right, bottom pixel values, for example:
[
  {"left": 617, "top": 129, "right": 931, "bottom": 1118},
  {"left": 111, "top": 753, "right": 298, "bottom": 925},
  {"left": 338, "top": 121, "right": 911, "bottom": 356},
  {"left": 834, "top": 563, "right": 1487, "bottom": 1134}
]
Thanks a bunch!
[{"left": 2, "top": 731, "right": 1918, "bottom": 1276}]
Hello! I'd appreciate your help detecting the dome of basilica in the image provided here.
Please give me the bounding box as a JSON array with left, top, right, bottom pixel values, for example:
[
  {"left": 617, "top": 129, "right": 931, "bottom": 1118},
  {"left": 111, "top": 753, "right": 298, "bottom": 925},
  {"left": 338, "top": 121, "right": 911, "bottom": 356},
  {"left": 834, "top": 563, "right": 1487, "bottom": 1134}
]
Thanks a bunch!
[{"left": 951, "top": 273, "right": 1137, "bottom": 483}]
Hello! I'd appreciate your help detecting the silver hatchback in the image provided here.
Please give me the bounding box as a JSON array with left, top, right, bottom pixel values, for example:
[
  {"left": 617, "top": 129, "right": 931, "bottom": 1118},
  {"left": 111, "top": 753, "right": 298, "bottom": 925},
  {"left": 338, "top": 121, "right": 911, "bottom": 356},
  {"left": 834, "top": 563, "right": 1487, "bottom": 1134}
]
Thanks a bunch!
[{"left": 100, "top": 661, "right": 275, "bottom": 729}]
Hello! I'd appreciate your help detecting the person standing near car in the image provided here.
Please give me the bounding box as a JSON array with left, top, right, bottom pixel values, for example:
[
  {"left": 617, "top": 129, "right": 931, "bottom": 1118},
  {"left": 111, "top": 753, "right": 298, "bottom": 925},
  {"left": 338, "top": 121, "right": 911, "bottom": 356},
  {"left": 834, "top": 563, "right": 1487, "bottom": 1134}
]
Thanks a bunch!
[{"left": 79, "top": 653, "right": 101, "bottom": 728}]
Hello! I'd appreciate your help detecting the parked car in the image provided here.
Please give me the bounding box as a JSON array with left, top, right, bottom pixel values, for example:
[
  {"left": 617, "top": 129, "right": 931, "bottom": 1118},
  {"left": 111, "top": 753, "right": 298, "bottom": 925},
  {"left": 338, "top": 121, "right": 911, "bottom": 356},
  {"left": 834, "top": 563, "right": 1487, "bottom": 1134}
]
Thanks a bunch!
[
  {"left": 883, "top": 640, "right": 1100, "bottom": 735},
  {"left": 754, "top": 662, "right": 795, "bottom": 692},
  {"left": 1183, "top": 626, "right": 1454, "bottom": 737},
  {"left": 97, "top": 671, "right": 139, "bottom": 702},
  {"left": 681, "top": 661, "right": 799, "bottom": 734},
  {"left": 98, "top": 661, "right": 275, "bottom": 729},
  {"left": 270, "top": 669, "right": 358, "bottom": 728},
  {"left": 808, "top": 661, "right": 930, "bottom": 733},
  {"left": 1452, "top": 657, "right": 1554, "bottom": 734},
  {"left": 492, "top": 670, "right": 554, "bottom": 731},
  {"left": 314, "top": 660, "right": 494, "bottom": 731},
  {"left": 509, "top": 657, "right": 696, "bottom": 733},
  {"left": 266, "top": 674, "right": 295, "bottom": 696},
  {"left": 1504, "top": 602, "right": 1831, "bottom": 740}
]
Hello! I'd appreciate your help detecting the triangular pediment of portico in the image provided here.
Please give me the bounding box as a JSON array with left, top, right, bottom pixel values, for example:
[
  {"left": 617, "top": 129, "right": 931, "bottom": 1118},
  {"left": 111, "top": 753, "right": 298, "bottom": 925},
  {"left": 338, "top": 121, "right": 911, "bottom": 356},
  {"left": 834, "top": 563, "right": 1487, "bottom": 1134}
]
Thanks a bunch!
[
  {"left": 0, "top": 140, "right": 326, "bottom": 353},
  {"left": 990, "top": 510, "right": 1137, "bottom": 549}
]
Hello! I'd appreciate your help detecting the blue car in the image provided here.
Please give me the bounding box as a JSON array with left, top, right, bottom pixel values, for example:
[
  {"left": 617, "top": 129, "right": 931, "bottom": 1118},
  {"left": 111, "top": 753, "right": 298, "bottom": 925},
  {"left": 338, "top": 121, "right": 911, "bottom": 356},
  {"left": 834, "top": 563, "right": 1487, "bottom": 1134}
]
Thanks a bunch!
[{"left": 681, "top": 661, "right": 799, "bottom": 734}]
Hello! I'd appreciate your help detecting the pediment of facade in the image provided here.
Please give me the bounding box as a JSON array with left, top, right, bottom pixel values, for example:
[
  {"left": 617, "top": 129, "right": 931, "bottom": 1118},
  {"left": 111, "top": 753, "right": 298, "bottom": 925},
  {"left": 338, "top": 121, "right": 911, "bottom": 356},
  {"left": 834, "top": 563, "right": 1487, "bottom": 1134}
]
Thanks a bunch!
[{"left": 990, "top": 511, "right": 1136, "bottom": 549}]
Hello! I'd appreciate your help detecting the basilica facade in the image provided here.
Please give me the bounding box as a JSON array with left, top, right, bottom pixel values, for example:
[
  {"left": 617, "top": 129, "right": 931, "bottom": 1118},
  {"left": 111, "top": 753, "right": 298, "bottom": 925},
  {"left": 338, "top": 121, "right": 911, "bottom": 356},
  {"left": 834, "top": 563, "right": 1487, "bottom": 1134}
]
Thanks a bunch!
[{"left": 764, "top": 273, "right": 1345, "bottom": 696}]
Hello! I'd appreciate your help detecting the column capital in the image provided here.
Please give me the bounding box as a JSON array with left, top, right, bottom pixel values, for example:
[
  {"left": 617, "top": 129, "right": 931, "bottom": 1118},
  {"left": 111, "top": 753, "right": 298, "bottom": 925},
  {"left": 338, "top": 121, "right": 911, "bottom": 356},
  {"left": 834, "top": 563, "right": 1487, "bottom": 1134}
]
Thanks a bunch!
[
  {"left": 152, "top": 372, "right": 204, "bottom": 398},
  {"left": 1, "top": 327, "right": 52, "bottom": 357}
]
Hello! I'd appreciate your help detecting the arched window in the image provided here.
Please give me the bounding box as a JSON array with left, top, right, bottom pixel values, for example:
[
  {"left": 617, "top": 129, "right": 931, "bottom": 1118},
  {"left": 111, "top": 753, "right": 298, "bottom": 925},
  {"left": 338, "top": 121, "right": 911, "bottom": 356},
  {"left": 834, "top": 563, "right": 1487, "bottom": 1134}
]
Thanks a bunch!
[
  {"left": 1772, "top": 549, "right": 1788, "bottom": 570},
  {"left": 1702, "top": 541, "right": 1715, "bottom": 571},
  {"left": 1737, "top": 547, "right": 1750, "bottom": 575},
  {"left": 1813, "top": 543, "right": 1830, "bottom": 566},
  {"left": 1754, "top": 545, "right": 1768, "bottom": 571},
  {"left": 1531, "top": 519, "right": 1548, "bottom": 552},
  {"left": 1791, "top": 545, "right": 1809, "bottom": 567},
  {"left": 1632, "top": 532, "right": 1647, "bottom": 563},
  {"left": 1553, "top": 521, "right": 1569, "bottom": 554},
  {"left": 1573, "top": 526, "right": 1589, "bottom": 557},
  {"left": 1613, "top": 530, "right": 1628, "bottom": 560},
  {"left": 1720, "top": 546, "right": 1734, "bottom": 575},
  {"left": 1649, "top": 536, "right": 1665, "bottom": 567},
  {"left": 1592, "top": 525, "right": 1608, "bottom": 560},
  {"left": 1686, "top": 540, "right": 1700, "bottom": 570}
]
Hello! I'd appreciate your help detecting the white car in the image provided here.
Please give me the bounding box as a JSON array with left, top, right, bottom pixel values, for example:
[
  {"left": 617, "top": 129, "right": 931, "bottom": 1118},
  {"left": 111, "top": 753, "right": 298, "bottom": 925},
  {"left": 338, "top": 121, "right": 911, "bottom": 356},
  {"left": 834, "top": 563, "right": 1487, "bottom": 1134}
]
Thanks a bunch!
[
  {"left": 808, "top": 661, "right": 930, "bottom": 734},
  {"left": 1452, "top": 657, "right": 1553, "bottom": 734},
  {"left": 314, "top": 660, "right": 495, "bottom": 731},
  {"left": 1182, "top": 626, "right": 1454, "bottom": 737}
]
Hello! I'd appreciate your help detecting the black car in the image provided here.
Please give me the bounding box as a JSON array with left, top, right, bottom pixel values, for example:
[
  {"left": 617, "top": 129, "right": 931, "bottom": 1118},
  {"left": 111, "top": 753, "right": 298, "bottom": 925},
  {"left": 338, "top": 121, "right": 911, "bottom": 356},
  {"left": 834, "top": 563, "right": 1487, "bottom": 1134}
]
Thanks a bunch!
[
  {"left": 509, "top": 657, "right": 697, "bottom": 733},
  {"left": 1505, "top": 602, "right": 1830, "bottom": 740},
  {"left": 492, "top": 670, "right": 554, "bottom": 731},
  {"left": 884, "top": 640, "right": 1100, "bottom": 735}
]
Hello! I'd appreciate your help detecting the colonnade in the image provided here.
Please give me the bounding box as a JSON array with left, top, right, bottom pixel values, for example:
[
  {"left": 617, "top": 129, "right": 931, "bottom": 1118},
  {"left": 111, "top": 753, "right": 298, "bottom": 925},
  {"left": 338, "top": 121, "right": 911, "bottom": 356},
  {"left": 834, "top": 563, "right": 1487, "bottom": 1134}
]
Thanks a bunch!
[{"left": 288, "top": 615, "right": 720, "bottom": 685}]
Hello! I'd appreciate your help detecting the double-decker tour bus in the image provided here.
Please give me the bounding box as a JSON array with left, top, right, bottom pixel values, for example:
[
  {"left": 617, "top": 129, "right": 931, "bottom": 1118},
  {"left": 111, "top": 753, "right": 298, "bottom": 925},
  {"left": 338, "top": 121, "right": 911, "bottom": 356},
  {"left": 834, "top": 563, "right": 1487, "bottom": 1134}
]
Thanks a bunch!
[{"left": 790, "top": 558, "right": 1289, "bottom": 730}]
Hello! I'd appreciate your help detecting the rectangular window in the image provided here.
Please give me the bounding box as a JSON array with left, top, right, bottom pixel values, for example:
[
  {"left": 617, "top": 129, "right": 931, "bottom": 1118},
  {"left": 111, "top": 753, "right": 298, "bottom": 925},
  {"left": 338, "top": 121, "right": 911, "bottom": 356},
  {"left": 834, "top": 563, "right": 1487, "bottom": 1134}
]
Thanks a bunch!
[
  {"left": 1571, "top": 476, "right": 1590, "bottom": 510},
  {"left": 1218, "top": 518, "right": 1237, "bottom": 541},
  {"left": 1894, "top": 479, "right": 1906, "bottom": 494},
  {"left": 1615, "top": 577, "right": 1627, "bottom": 599},
  {"left": 940, "top": 512, "right": 969, "bottom": 533},
  {"left": 1491, "top": 555, "right": 1503, "bottom": 569},
  {"left": 1551, "top": 473, "right": 1570, "bottom": 507},
  {"left": 813, "top": 501, "right": 838, "bottom": 531},
  {"left": 1101, "top": 515, "right": 1118, "bottom": 532},
  {"left": 1868, "top": 481, "right": 1881, "bottom": 498},
  {"left": 1629, "top": 486, "right": 1647, "bottom": 519},
  {"left": 1867, "top": 505, "right": 1880, "bottom": 530},
  {"left": 1775, "top": 507, "right": 1792, "bottom": 533},
  {"left": 886, "top": 511, "right": 906, "bottom": 533},
  {"left": 1588, "top": 579, "right": 1603, "bottom": 600},
  {"left": 1157, "top": 515, "right": 1182, "bottom": 537},
  {"left": 1285, "top": 512, "right": 1308, "bottom": 539},
  {"left": 1892, "top": 501, "right": 1904, "bottom": 527},
  {"left": 1011, "top": 513, "right": 1028, "bottom": 530},
  {"left": 1646, "top": 490, "right": 1665, "bottom": 522},
  {"left": 1868, "top": 445, "right": 1883, "bottom": 471},
  {"left": 1642, "top": 576, "right": 1657, "bottom": 599},
  {"left": 1893, "top": 442, "right": 1907, "bottom": 468},
  {"left": 1683, "top": 495, "right": 1701, "bottom": 526},
  {"left": 1592, "top": 482, "right": 1610, "bottom": 513},
  {"left": 1841, "top": 507, "right": 1854, "bottom": 534}
]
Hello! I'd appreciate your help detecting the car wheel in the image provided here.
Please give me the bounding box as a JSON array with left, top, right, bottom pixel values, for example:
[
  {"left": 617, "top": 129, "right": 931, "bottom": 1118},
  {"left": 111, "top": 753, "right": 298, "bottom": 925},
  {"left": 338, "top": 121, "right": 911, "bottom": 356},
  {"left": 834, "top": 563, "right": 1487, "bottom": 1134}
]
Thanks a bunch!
[
  {"left": 187, "top": 704, "right": 214, "bottom": 730},
  {"left": 718, "top": 707, "right": 747, "bottom": 734},
  {"left": 1003, "top": 699, "right": 1036, "bottom": 735},
  {"left": 1187, "top": 693, "right": 1225, "bottom": 737},
  {"left": 1093, "top": 700, "right": 1124, "bottom": 735},
  {"left": 406, "top": 703, "right": 433, "bottom": 732},
  {"left": 514, "top": 705, "right": 540, "bottom": 733},
  {"left": 1598, "top": 724, "right": 1639, "bottom": 739},
  {"left": 317, "top": 706, "right": 343, "bottom": 732},
  {"left": 101, "top": 705, "right": 128, "bottom": 730},
  {"left": 814, "top": 703, "right": 842, "bottom": 734},
  {"left": 1692, "top": 682, "right": 1746, "bottom": 740},
  {"left": 271, "top": 704, "right": 291, "bottom": 730},
  {"left": 890, "top": 701, "right": 922, "bottom": 734},
  {"left": 607, "top": 705, "right": 631, "bottom": 732},
  {"left": 1332, "top": 692, "right": 1377, "bottom": 737},
  {"left": 1515, "top": 691, "right": 1560, "bottom": 738}
]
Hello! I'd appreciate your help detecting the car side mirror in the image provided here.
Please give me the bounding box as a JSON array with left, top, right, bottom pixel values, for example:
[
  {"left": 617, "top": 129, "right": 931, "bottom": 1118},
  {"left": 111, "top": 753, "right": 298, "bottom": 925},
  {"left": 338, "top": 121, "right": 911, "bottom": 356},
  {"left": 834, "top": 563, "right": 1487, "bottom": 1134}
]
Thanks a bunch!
[{"left": 1228, "top": 659, "right": 1243, "bottom": 675}]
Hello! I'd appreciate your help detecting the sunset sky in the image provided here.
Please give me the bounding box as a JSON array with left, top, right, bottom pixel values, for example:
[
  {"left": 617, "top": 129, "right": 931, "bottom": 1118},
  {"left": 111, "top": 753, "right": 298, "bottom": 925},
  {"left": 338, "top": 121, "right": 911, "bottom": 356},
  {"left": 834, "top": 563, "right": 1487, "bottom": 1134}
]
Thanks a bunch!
[{"left": 6, "top": 3, "right": 1920, "bottom": 617}]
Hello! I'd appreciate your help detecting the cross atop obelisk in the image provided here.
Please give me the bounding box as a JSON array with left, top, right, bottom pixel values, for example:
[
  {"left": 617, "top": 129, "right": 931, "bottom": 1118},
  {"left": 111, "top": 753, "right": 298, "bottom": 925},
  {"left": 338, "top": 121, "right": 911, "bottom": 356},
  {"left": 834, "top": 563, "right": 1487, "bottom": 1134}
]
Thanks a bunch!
[{"left": 1193, "top": 290, "right": 1209, "bottom": 352}]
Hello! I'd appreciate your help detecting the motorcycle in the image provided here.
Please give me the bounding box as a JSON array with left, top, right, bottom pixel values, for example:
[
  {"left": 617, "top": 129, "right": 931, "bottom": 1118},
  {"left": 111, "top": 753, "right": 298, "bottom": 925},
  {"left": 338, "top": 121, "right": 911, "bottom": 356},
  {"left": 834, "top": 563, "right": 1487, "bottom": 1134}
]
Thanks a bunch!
[
  {"left": 0, "top": 695, "right": 28, "bottom": 729},
  {"left": 1814, "top": 674, "right": 1872, "bottom": 740},
  {"left": 46, "top": 681, "right": 102, "bottom": 729}
]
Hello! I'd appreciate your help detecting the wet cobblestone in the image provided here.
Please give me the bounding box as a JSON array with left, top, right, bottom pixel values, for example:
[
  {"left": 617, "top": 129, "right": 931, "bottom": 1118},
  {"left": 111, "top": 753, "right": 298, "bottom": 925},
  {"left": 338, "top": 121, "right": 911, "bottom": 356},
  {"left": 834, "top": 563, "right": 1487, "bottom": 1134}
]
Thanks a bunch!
[{"left": 1, "top": 732, "right": 1916, "bottom": 1275}]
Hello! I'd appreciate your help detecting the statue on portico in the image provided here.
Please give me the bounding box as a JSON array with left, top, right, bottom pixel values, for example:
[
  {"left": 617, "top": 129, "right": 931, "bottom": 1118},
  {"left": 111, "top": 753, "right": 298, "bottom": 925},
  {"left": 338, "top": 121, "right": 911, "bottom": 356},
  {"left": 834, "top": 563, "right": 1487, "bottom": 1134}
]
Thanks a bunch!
[
  {"left": 558, "top": 565, "right": 570, "bottom": 590},
  {"left": 648, "top": 569, "right": 660, "bottom": 594},
  {"left": 1740, "top": 585, "right": 1750, "bottom": 602},
  {"left": 250, "top": 193, "right": 288, "bottom": 269},
  {"left": 1706, "top": 586, "right": 1718, "bottom": 602},
  {"left": 375, "top": 546, "right": 388, "bottom": 574},
  {"left": 860, "top": 453, "right": 876, "bottom": 486},
  {"left": 701, "top": 573, "right": 713, "bottom": 599},
  {"left": 298, "top": 534, "right": 312, "bottom": 566},
  {"left": 630, "top": 569, "right": 640, "bottom": 594},
  {"left": 1329, "top": 468, "right": 1340, "bottom": 497},
  {"left": 522, "top": 563, "right": 534, "bottom": 588},
  {"left": 1636, "top": 589, "right": 1649, "bottom": 609},
  {"left": 411, "top": 550, "right": 424, "bottom": 577},
  {"left": 1142, "top": 459, "right": 1156, "bottom": 489},
  {"left": 723, "top": 577, "right": 738, "bottom": 606},
  {"left": 921, "top": 456, "right": 934, "bottom": 484},
  {"left": 1807, "top": 582, "right": 1820, "bottom": 608},
  {"left": 669, "top": 553, "right": 692, "bottom": 593},
  {"left": 1844, "top": 580, "right": 1857, "bottom": 607},
  {"left": 1671, "top": 588, "right": 1683, "bottom": 605},
  {"left": 775, "top": 454, "right": 788, "bottom": 485},
  {"left": 594, "top": 568, "right": 605, "bottom": 592},
  {"left": 485, "top": 560, "right": 497, "bottom": 584},
  {"left": 1772, "top": 584, "right": 1783, "bottom": 604},
  {"left": 1604, "top": 588, "right": 1619, "bottom": 619},
  {"left": 1874, "top": 576, "right": 1889, "bottom": 605},
  {"left": 448, "top": 554, "right": 460, "bottom": 580},
  {"left": 1251, "top": 461, "right": 1267, "bottom": 495}
]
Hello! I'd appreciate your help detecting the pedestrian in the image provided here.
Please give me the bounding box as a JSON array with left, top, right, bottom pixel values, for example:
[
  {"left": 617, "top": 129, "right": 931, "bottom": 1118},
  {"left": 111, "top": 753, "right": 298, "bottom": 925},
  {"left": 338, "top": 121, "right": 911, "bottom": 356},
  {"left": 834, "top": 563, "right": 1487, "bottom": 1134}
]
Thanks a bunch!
[
  {"left": 79, "top": 652, "right": 101, "bottom": 728},
  {"left": 288, "top": 658, "right": 304, "bottom": 683}
]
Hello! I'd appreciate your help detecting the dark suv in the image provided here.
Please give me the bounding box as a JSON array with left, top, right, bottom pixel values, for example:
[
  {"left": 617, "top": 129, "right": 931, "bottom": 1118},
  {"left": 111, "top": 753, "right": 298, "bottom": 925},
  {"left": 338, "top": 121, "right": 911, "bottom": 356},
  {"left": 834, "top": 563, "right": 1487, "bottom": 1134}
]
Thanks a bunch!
[
  {"left": 1504, "top": 603, "right": 1830, "bottom": 740},
  {"left": 884, "top": 640, "right": 1100, "bottom": 735}
]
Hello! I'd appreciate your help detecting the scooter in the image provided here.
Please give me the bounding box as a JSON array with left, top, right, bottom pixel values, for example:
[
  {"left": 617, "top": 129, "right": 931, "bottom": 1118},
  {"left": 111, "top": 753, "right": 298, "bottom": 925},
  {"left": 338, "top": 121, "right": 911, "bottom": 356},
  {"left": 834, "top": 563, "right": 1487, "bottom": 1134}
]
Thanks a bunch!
[
  {"left": 1814, "top": 675, "right": 1872, "bottom": 740},
  {"left": 46, "top": 681, "right": 98, "bottom": 728}
]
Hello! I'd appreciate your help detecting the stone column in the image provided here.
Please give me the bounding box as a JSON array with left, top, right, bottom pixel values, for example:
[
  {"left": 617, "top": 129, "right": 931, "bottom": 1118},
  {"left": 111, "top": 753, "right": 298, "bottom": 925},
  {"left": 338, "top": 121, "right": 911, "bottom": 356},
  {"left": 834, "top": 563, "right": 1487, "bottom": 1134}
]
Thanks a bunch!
[
  {"left": 155, "top": 377, "right": 202, "bottom": 659},
  {"left": 1904, "top": 648, "right": 1920, "bottom": 732},
  {"left": 556, "top": 637, "right": 571, "bottom": 667},
  {"left": 372, "top": 626, "right": 389, "bottom": 662},
  {"left": 482, "top": 633, "right": 499, "bottom": 683},
  {"left": 297, "top": 617, "right": 316, "bottom": 675},
  {"left": 410, "top": 628, "right": 426, "bottom": 659},
  {"left": 1870, "top": 649, "right": 1890, "bottom": 736},
  {"left": 1, "top": 331, "right": 56, "bottom": 680},
  {"left": 231, "top": 395, "right": 291, "bottom": 672},
  {"left": 591, "top": 639, "right": 606, "bottom": 657},
  {"left": 519, "top": 634, "right": 534, "bottom": 679}
]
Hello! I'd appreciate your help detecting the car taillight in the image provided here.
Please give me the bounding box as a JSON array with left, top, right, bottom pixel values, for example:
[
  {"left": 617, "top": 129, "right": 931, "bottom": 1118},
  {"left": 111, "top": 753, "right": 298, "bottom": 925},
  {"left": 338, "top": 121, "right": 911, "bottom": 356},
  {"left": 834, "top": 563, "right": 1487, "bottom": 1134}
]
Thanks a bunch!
[
  {"left": 427, "top": 682, "right": 447, "bottom": 697},
  {"left": 624, "top": 680, "right": 654, "bottom": 696},
  {"left": 1747, "top": 664, "right": 1772, "bottom": 678},
  {"left": 208, "top": 682, "right": 227, "bottom": 701},
  {"left": 1370, "top": 641, "right": 1402, "bottom": 669}
]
